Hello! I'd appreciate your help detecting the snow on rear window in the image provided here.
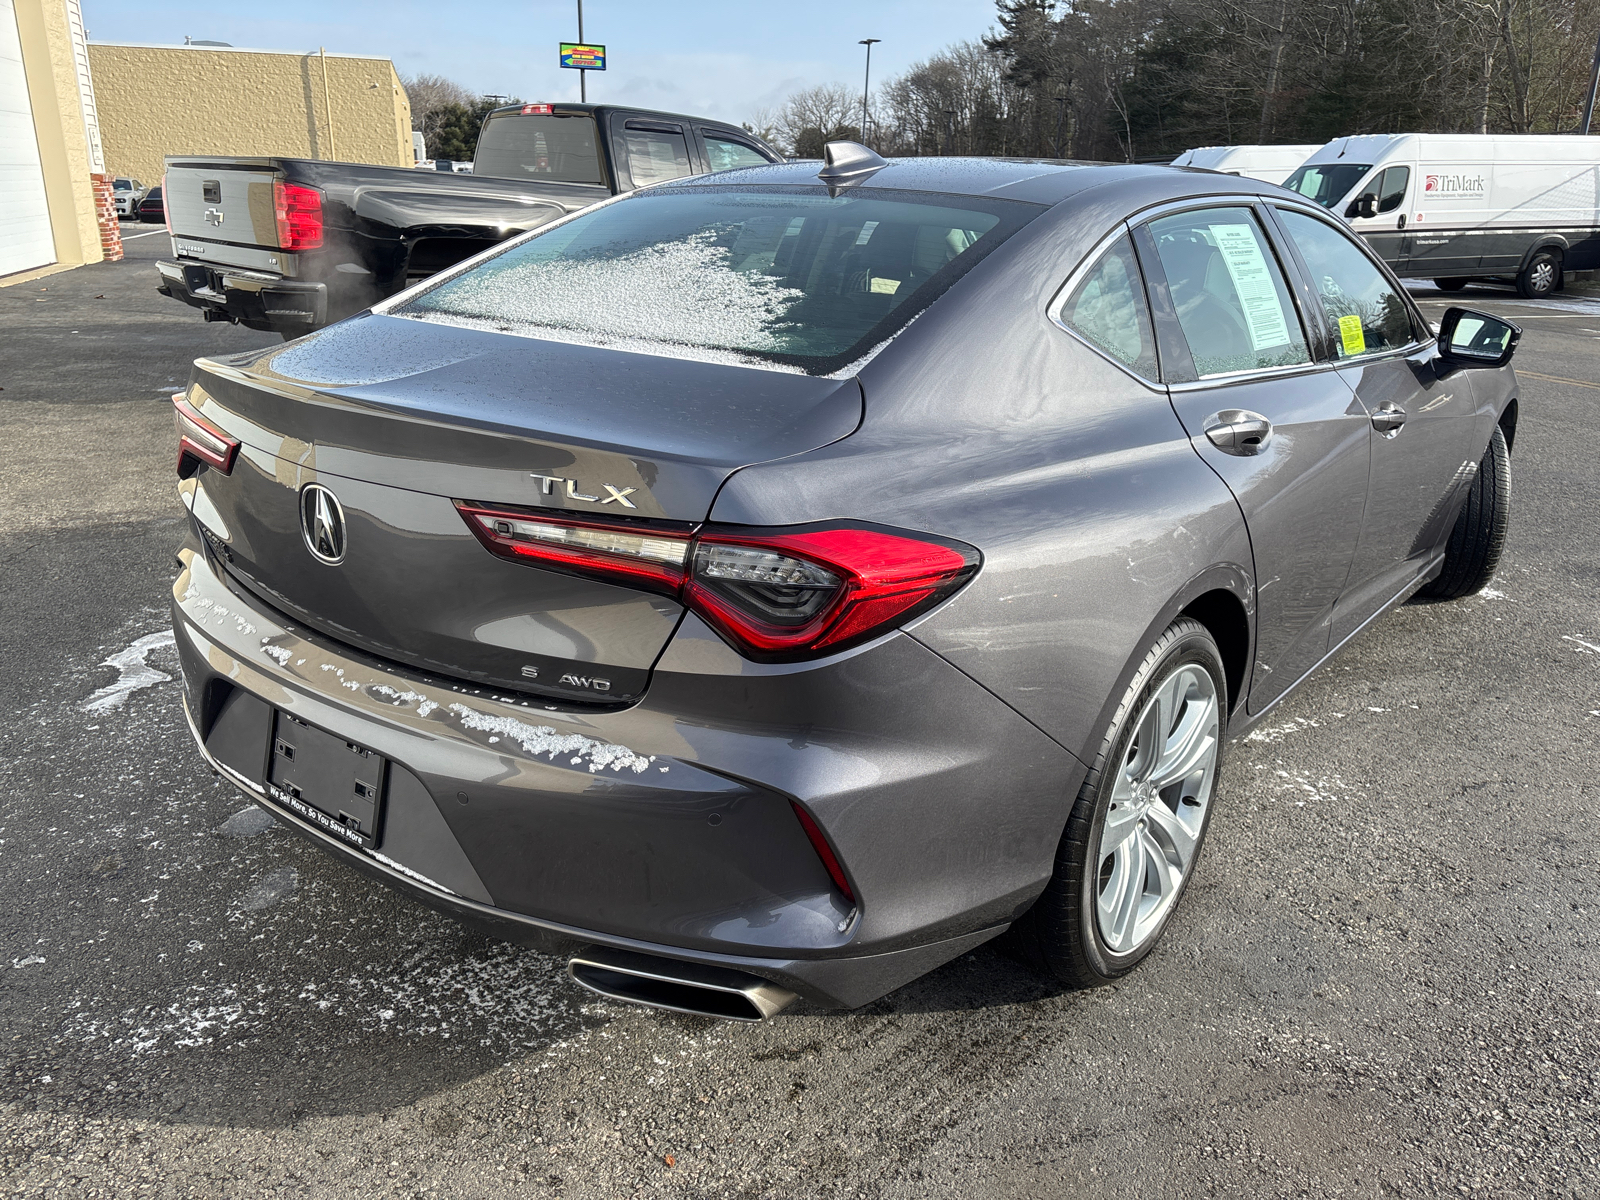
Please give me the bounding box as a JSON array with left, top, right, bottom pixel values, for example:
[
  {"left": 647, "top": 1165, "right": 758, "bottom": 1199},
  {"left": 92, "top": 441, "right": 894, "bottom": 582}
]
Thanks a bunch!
[{"left": 397, "top": 188, "right": 1038, "bottom": 374}]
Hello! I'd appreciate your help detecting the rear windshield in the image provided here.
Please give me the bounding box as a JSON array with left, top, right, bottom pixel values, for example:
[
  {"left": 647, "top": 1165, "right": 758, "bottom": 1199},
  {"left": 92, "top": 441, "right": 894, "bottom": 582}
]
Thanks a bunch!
[
  {"left": 398, "top": 187, "right": 1040, "bottom": 374},
  {"left": 473, "top": 113, "right": 605, "bottom": 185},
  {"left": 1282, "top": 163, "right": 1372, "bottom": 208}
]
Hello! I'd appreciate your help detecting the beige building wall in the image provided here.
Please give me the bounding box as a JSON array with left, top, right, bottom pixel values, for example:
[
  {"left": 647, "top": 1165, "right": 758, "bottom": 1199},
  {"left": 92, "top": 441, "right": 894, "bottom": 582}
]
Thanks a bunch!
[
  {"left": 11, "top": 0, "right": 106, "bottom": 272},
  {"left": 89, "top": 43, "right": 413, "bottom": 185}
]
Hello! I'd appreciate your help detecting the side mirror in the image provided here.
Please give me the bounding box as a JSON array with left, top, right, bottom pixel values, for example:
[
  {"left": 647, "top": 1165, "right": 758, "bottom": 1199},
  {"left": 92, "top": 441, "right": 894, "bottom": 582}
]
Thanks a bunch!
[
  {"left": 1345, "top": 192, "right": 1378, "bottom": 219},
  {"left": 1437, "top": 307, "right": 1521, "bottom": 370}
]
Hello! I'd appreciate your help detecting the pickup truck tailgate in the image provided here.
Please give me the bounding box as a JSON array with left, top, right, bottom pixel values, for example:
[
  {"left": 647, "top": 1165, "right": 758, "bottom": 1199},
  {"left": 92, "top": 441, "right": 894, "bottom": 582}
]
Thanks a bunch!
[{"left": 166, "top": 163, "right": 294, "bottom": 275}]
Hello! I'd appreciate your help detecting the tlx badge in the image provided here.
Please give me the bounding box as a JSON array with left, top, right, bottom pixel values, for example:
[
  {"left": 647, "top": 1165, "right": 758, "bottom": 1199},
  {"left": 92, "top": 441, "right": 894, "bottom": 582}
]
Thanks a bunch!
[{"left": 529, "top": 474, "right": 637, "bottom": 508}]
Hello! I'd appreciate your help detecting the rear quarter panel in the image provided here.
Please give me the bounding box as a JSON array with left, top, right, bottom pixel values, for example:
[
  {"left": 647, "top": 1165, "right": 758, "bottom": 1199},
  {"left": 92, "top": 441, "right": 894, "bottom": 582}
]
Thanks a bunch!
[{"left": 709, "top": 184, "right": 1255, "bottom": 769}]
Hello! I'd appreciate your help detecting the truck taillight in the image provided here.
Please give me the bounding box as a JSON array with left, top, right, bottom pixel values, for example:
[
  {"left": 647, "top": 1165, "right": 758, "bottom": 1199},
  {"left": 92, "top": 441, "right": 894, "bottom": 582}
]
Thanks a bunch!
[
  {"left": 174, "top": 395, "right": 239, "bottom": 477},
  {"left": 521, "top": 103, "right": 554, "bottom": 114},
  {"left": 163, "top": 170, "right": 172, "bottom": 235},
  {"left": 273, "top": 181, "right": 323, "bottom": 251},
  {"left": 456, "top": 503, "right": 980, "bottom": 662}
]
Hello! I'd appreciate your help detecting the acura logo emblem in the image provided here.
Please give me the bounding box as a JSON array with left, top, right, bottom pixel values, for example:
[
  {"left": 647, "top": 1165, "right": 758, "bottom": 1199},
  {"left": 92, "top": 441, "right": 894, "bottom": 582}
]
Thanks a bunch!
[{"left": 300, "top": 484, "right": 347, "bottom": 564}]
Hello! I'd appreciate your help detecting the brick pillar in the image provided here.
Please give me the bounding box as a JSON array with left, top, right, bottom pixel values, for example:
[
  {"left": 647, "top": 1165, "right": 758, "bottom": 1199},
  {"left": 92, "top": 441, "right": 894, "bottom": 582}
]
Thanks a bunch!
[{"left": 90, "top": 173, "right": 124, "bottom": 262}]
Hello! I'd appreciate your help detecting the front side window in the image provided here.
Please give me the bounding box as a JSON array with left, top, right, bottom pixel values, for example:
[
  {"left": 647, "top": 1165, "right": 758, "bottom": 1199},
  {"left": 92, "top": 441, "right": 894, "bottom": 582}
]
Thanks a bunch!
[
  {"left": 400, "top": 187, "right": 1038, "bottom": 374},
  {"left": 1377, "top": 166, "right": 1409, "bottom": 214},
  {"left": 1059, "top": 235, "right": 1157, "bottom": 378},
  {"left": 624, "top": 128, "right": 695, "bottom": 187},
  {"left": 113, "top": 178, "right": 133, "bottom": 190},
  {"left": 474, "top": 114, "right": 605, "bottom": 185},
  {"left": 1282, "top": 163, "right": 1374, "bottom": 209},
  {"left": 1145, "top": 207, "right": 1310, "bottom": 377},
  {"left": 704, "top": 136, "right": 771, "bottom": 172},
  {"left": 1275, "top": 208, "right": 1415, "bottom": 359}
]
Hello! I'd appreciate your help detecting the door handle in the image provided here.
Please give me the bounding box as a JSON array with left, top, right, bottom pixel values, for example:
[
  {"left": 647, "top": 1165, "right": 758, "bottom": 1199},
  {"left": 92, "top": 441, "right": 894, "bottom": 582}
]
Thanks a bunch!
[
  {"left": 1204, "top": 410, "right": 1273, "bottom": 456},
  {"left": 1370, "top": 403, "right": 1407, "bottom": 437}
]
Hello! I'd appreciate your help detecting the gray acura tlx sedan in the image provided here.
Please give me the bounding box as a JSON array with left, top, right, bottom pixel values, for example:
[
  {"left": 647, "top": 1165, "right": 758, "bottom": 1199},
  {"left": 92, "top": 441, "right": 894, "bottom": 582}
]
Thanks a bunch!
[{"left": 171, "top": 145, "right": 1521, "bottom": 1019}]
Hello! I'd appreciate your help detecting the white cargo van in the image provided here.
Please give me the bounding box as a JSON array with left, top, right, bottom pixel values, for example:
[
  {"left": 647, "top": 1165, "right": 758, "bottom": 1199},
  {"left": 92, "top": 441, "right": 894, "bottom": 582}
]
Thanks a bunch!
[
  {"left": 1169, "top": 144, "right": 1319, "bottom": 185},
  {"left": 1283, "top": 134, "right": 1600, "bottom": 297}
]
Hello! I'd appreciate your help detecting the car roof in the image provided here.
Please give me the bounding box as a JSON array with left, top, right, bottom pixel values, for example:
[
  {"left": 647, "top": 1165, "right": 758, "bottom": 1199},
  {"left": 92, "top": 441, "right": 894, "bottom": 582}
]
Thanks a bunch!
[
  {"left": 671, "top": 156, "right": 1282, "bottom": 206},
  {"left": 484, "top": 101, "right": 755, "bottom": 133}
]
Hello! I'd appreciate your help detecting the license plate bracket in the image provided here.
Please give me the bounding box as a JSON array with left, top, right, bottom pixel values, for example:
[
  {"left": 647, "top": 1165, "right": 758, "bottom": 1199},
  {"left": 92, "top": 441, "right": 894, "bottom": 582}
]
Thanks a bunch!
[{"left": 265, "top": 711, "right": 385, "bottom": 849}]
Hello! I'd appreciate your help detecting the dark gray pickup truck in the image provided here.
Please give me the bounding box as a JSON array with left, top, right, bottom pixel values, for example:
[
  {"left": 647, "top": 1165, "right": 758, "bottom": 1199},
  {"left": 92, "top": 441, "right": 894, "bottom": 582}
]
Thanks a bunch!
[{"left": 156, "top": 102, "right": 780, "bottom": 337}]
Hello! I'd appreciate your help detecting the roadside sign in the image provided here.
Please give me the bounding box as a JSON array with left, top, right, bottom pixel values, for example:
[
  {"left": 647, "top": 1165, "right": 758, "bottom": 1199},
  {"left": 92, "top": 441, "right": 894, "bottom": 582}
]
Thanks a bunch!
[{"left": 560, "top": 43, "right": 606, "bottom": 71}]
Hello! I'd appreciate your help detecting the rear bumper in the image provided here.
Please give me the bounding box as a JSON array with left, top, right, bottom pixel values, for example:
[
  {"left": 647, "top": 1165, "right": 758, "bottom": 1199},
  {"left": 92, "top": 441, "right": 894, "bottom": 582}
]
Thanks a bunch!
[
  {"left": 171, "top": 539, "right": 1080, "bottom": 1009},
  {"left": 157, "top": 258, "right": 326, "bottom": 336}
]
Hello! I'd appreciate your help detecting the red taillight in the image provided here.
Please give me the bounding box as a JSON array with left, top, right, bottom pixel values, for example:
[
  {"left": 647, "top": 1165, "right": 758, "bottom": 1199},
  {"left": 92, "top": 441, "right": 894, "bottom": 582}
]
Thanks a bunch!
[
  {"left": 521, "top": 103, "right": 554, "bottom": 114},
  {"left": 455, "top": 504, "right": 979, "bottom": 662},
  {"left": 792, "top": 802, "right": 855, "bottom": 904},
  {"left": 457, "top": 504, "right": 692, "bottom": 595},
  {"left": 174, "top": 395, "right": 240, "bottom": 476},
  {"left": 687, "top": 528, "right": 977, "bottom": 659},
  {"left": 273, "top": 181, "right": 323, "bottom": 251}
]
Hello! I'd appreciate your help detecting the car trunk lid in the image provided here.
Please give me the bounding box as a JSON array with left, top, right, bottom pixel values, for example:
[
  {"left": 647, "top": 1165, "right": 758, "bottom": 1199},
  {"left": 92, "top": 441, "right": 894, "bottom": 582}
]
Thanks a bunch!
[{"left": 183, "top": 314, "right": 861, "bottom": 703}]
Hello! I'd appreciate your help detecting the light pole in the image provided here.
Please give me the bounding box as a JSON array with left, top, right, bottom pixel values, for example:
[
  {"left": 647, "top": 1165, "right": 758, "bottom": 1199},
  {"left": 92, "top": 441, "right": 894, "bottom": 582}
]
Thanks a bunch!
[
  {"left": 858, "top": 39, "right": 880, "bottom": 146},
  {"left": 577, "top": 0, "right": 587, "bottom": 103},
  {"left": 1583, "top": 27, "right": 1600, "bottom": 134}
]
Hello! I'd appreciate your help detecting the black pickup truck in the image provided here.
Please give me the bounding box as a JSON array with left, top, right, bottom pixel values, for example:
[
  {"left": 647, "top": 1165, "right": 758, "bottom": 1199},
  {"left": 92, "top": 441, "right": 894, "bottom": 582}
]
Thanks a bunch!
[{"left": 156, "top": 102, "right": 780, "bottom": 338}]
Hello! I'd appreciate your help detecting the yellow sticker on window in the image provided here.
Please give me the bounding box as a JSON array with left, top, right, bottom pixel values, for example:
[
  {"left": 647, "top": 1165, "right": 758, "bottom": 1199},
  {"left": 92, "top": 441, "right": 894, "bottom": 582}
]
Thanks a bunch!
[
  {"left": 870, "top": 277, "right": 901, "bottom": 295},
  {"left": 1338, "top": 313, "right": 1366, "bottom": 356}
]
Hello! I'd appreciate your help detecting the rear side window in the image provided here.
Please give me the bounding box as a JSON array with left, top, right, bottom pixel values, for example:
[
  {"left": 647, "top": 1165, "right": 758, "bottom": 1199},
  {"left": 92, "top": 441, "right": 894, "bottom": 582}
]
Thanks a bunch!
[
  {"left": 1275, "top": 208, "right": 1416, "bottom": 358},
  {"left": 474, "top": 114, "right": 605, "bottom": 185},
  {"left": 624, "top": 127, "right": 695, "bottom": 186},
  {"left": 705, "top": 135, "right": 771, "bottom": 172},
  {"left": 400, "top": 187, "right": 1040, "bottom": 374},
  {"left": 1058, "top": 235, "right": 1157, "bottom": 378},
  {"left": 1145, "top": 207, "right": 1309, "bottom": 377},
  {"left": 1377, "top": 166, "right": 1409, "bottom": 214}
]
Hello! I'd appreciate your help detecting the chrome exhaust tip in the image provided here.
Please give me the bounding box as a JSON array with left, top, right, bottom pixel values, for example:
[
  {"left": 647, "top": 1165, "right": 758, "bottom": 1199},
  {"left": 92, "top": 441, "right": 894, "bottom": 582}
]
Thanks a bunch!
[{"left": 567, "top": 946, "right": 797, "bottom": 1022}]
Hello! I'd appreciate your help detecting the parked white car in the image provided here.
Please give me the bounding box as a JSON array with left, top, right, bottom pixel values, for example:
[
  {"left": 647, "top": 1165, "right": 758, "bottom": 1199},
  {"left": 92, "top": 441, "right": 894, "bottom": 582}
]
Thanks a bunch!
[
  {"left": 1169, "top": 145, "right": 1318, "bottom": 186},
  {"left": 111, "top": 177, "right": 146, "bottom": 217},
  {"left": 1283, "top": 133, "right": 1600, "bottom": 297}
]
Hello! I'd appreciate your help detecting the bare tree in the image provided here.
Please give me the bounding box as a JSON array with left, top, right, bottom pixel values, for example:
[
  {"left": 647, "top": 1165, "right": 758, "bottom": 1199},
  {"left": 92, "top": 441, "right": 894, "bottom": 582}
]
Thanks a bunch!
[
  {"left": 761, "top": 0, "right": 1600, "bottom": 165},
  {"left": 401, "top": 73, "right": 474, "bottom": 155},
  {"left": 768, "top": 84, "right": 863, "bottom": 156}
]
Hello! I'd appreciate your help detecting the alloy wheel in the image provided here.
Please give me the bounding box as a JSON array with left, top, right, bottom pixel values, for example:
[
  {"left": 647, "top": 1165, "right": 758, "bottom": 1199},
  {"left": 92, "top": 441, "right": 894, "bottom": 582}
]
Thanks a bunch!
[
  {"left": 1094, "top": 663, "right": 1220, "bottom": 954},
  {"left": 1530, "top": 260, "right": 1555, "bottom": 293}
]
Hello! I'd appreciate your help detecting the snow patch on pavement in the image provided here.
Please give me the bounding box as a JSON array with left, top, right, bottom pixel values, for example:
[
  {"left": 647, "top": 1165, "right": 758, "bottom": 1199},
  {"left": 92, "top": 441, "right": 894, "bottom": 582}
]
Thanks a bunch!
[{"left": 81, "top": 630, "right": 177, "bottom": 713}]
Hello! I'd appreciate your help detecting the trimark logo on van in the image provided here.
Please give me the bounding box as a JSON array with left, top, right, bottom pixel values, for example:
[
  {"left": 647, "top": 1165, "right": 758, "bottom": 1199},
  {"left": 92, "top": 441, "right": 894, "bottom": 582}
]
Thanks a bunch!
[{"left": 1423, "top": 173, "right": 1486, "bottom": 200}]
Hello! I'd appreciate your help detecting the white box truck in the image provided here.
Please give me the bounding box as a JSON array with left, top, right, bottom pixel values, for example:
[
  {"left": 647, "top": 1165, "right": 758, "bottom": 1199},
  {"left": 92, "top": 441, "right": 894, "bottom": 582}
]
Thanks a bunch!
[
  {"left": 1282, "top": 133, "right": 1600, "bottom": 298},
  {"left": 1169, "top": 144, "right": 1319, "bottom": 185}
]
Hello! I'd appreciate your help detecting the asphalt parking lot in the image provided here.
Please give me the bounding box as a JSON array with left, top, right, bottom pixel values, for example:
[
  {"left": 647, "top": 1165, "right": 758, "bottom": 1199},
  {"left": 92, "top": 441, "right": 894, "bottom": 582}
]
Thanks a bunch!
[{"left": 2, "top": 227, "right": 1598, "bottom": 1199}]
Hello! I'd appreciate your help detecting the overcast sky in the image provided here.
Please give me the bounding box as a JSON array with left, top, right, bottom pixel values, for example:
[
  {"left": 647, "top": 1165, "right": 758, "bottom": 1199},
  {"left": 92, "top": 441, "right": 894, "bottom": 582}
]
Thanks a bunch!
[{"left": 82, "top": 1, "right": 1001, "bottom": 126}]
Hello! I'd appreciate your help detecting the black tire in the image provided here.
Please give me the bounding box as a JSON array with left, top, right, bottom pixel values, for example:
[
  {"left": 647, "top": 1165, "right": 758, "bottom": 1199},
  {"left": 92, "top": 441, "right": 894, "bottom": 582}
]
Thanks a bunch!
[
  {"left": 1434, "top": 278, "right": 1468, "bottom": 292},
  {"left": 1415, "top": 424, "right": 1510, "bottom": 601},
  {"left": 1516, "top": 250, "right": 1560, "bottom": 299},
  {"left": 1011, "top": 617, "right": 1227, "bottom": 988}
]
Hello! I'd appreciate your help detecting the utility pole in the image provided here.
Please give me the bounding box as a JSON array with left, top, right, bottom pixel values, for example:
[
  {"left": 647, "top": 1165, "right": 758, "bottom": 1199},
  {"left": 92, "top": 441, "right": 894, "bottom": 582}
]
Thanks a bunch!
[
  {"left": 578, "top": 0, "right": 587, "bottom": 103},
  {"left": 858, "top": 39, "right": 880, "bottom": 146},
  {"left": 1583, "top": 27, "right": 1600, "bottom": 134}
]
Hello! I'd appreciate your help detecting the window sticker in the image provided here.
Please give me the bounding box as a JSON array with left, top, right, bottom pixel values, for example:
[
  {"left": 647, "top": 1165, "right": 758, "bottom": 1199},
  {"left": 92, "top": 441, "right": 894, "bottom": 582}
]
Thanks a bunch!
[
  {"left": 1338, "top": 313, "right": 1366, "bottom": 356},
  {"left": 855, "top": 220, "right": 880, "bottom": 246},
  {"left": 1207, "top": 224, "right": 1293, "bottom": 351}
]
